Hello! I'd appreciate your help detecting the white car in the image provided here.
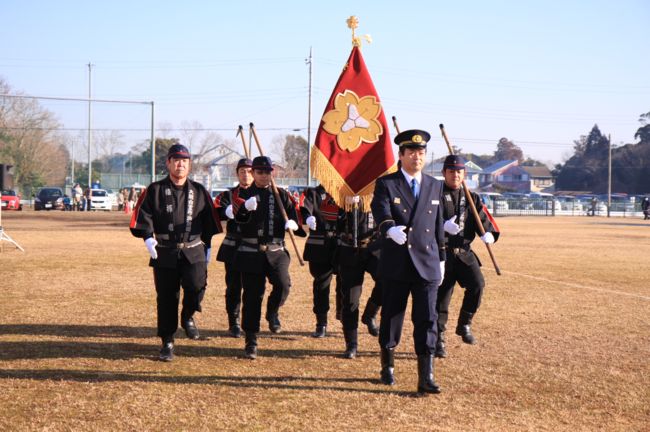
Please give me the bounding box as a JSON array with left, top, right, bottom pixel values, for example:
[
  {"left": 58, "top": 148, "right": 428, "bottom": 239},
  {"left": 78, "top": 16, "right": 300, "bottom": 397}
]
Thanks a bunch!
[{"left": 90, "top": 189, "right": 112, "bottom": 211}]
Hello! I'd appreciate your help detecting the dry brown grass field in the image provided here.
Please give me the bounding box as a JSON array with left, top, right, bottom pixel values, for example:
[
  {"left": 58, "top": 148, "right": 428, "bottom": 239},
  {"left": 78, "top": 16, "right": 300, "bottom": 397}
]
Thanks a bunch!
[{"left": 0, "top": 210, "right": 648, "bottom": 431}]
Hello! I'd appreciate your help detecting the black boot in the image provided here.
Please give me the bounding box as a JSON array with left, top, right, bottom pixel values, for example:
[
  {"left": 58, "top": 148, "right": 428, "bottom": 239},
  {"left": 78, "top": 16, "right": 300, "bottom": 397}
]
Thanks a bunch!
[
  {"left": 456, "top": 310, "right": 476, "bottom": 344},
  {"left": 361, "top": 299, "right": 380, "bottom": 337},
  {"left": 181, "top": 316, "right": 200, "bottom": 340},
  {"left": 244, "top": 332, "right": 258, "bottom": 360},
  {"left": 380, "top": 347, "right": 395, "bottom": 385},
  {"left": 159, "top": 337, "right": 174, "bottom": 362},
  {"left": 228, "top": 313, "right": 242, "bottom": 338},
  {"left": 417, "top": 354, "right": 441, "bottom": 394},
  {"left": 266, "top": 312, "right": 282, "bottom": 334},
  {"left": 435, "top": 325, "right": 447, "bottom": 358},
  {"left": 311, "top": 313, "right": 327, "bottom": 338},
  {"left": 343, "top": 329, "right": 358, "bottom": 359}
]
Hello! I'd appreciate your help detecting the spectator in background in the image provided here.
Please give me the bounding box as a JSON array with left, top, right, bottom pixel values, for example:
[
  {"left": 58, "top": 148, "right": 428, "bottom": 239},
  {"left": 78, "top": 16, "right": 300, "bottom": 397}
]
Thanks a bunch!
[
  {"left": 85, "top": 187, "right": 92, "bottom": 211},
  {"left": 72, "top": 183, "right": 83, "bottom": 211},
  {"left": 117, "top": 188, "right": 125, "bottom": 212},
  {"left": 127, "top": 187, "right": 137, "bottom": 214},
  {"left": 642, "top": 196, "right": 650, "bottom": 220},
  {"left": 63, "top": 194, "right": 72, "bottom": 211}
]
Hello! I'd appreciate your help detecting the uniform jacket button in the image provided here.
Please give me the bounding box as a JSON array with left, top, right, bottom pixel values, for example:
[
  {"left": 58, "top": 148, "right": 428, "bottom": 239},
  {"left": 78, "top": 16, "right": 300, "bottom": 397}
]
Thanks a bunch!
[
  {"left": 425, "top": 228, "right": 430, "bottom": 232},
  {"left": 428, "top": 210, "right": 432, "bottom": 214}
]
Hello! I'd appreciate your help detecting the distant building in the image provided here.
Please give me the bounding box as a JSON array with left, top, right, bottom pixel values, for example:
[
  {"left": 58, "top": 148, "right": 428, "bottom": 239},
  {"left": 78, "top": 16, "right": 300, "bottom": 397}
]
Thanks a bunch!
[
  {"left": 423, "top": 159, "right": 482, "bottom": 189},
  {"left": 479, "top": 160, "right": 530, "bottom": 192},
  {"left": 522, "top": 165, "right": 555, "bottom": 193}
]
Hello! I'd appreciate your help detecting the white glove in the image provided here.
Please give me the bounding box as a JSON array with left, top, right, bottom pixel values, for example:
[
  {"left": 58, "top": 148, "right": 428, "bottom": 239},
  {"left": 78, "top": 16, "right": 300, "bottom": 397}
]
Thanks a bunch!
[
  {"left": 480, "top": 232, "right": 495, "bottom": 244},
  {"left": 144, "top": 237, "right": 158, "bottom": 259},
  {"left": 439, "top": 261, "right": 446, "bottom": 286},
  {"left": 387, "top": 225, "right": 407, "bottom": 245},
  {"left": 306, "top": 215, "right": 317, "bottom": 231},
  {"left": 443, "top": 216, "right": 461, "bottom": 235},
  {"left": 285, "top": 219, "right": 298, "bottom": 232},
  {"left": 225, "top": 205, "right": 234, "bottom": 219},
  {"left": 205, "top": 247, "right": 211, "bottom": 263},
  {"left": 244, "top": 196, "right": 258, "bottom": 211}
]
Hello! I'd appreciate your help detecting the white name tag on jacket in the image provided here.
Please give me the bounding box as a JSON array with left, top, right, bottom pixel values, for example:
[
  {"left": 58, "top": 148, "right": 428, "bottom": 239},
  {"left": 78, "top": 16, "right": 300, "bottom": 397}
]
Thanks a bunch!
[{"left": 431, "top": 199, "right": 439, "bottom": 205}]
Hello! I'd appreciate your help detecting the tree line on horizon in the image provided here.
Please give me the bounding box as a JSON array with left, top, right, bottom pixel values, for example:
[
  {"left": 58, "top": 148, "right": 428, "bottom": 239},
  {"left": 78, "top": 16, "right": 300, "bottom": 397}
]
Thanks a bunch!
[{"left": 1, "top": 77, "right": 648, "bottom": 195}]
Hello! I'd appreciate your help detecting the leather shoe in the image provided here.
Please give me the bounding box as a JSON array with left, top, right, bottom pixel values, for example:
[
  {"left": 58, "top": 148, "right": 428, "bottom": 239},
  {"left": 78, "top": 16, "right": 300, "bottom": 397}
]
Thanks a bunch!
[
  {"left": 268, "top": 314, "right": 282, "bottom": 334},
  {"left": 229, "top": 324, "right": 242, "bottom": 338},
  {"left": 343, "top": 343, "right": 357, "bottom": 359},
  {"left": 182, "top": 317, "right": 200, "bottom": 340},
  {"left": 245, "top": 344, "right": 257, "bottom": 360},
  {"left": 159, "top": 342, "right": 174, "bottom": 362},
  {"left": 311, "top": 325, "right": 327, "bottom": 338}
]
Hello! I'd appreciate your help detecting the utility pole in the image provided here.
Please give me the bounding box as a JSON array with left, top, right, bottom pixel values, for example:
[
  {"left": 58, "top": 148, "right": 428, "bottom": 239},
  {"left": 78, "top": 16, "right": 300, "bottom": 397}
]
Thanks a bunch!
[
  {"left": 150, "top": 101, "right": 155, "bottom": 184},
  {"left": 70, "top": 138, "right": 75, "bottom": 184},
  {"left": 306, "top": 47, "right": 313, "bottom": 186},
  {"left": 607, "top": 133, "right": 612, "bottom": 217},
  {"left": 87, "top": 62, "right": 94, "bottom": 189}
]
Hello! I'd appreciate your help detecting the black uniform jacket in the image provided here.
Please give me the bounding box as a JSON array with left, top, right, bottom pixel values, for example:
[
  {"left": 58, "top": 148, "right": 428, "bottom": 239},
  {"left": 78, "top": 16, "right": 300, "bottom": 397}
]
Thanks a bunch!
[
  {"left": 336, "top": 207, "right": 381, "bottom": 266},
  {"left": 214, "top": 186, "right": 246, "bottom": 263},
  {"left": 371, "top": 171, "right": 445, "bottom": 282},
  {"left": 130, "top": 176, "right": 222, "bottom": 268},
  {"left": 232, "top": 184, "right": 306, "bottom": 271},
  {"left": 442, "top": 185, "right": 500, "bottom": 265},
  {"left": 300, "top": 185, "right": 343, "bottom": 263}
]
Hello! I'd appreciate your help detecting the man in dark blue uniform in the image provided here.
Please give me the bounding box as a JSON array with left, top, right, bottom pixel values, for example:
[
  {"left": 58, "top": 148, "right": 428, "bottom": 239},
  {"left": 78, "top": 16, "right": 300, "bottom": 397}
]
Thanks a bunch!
[
  {"left": 435, "top": 155, "right": 500, "bottom": 358},
  {"left": 232, "top": 156, "right": 305, "bottom": 359},
  {"left": 371, "top": 129, "right": 446, "bottom": 394},
  {"left": 130, "top": 143, "right": 222, "bottom": 361},
  {"left": 213, "top": 157, "right": 253, "bottom": 337},
  {"left": 300, "top": 185, "right": 344, "bottom": 338}
]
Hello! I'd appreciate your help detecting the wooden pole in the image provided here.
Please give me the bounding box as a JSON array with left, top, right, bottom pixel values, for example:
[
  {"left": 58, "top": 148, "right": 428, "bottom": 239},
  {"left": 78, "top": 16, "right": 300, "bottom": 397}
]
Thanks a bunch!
[
  {"left": 439, "top": 124, "right": 501, "bottom": 275},
  {"left": 236, "top": 125, "right": 250, "bottom": 159},
  {"left": 249, "top": 123, "right": 305, "bottom": 266}
]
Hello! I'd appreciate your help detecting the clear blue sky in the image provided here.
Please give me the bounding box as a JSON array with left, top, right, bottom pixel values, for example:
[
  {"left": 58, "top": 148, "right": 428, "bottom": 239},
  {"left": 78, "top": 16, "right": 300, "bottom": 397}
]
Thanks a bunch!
[{"left": 2, "top": 0, "right": 648, "bottom": 166}]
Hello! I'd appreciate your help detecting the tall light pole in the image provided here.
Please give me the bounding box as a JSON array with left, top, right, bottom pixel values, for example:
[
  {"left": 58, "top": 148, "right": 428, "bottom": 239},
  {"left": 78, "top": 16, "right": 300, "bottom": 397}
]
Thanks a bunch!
[
  {"left": 607, "top": 133, "right": 612, "bottom": 217},
  {"left": 87, "top": 62, "right": 94, "bottom": 188},
  {"left": 150, "top": 101, "right": 155, "bottom": 184},
  {"left": 306, "top": 47, "right": 313, "bottom": 186}
]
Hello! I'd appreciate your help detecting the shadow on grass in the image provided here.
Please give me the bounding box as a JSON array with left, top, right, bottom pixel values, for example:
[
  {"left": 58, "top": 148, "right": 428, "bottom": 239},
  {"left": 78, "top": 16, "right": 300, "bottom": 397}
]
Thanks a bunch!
[
  {"left": 0, "top": 324, "right": 339, "bottom": 340},
  {"left": 0, "top": 368, "right": 421, "bottom": 397},
  {"left": 0, "top": 340, "right": 416, "bottom": 362}
]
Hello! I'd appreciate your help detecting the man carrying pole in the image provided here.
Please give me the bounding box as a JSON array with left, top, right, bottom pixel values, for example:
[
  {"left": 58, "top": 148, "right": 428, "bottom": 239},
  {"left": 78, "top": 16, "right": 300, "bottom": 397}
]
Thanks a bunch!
[
  {"left": 435, "top": 155, "right": 500, "bottom": 358},
  {"left": 231, "top": 154, "right": 305, "bottom": 359},
  {"left": 214, "top": 157, "right": 253, "bottom": 338}
]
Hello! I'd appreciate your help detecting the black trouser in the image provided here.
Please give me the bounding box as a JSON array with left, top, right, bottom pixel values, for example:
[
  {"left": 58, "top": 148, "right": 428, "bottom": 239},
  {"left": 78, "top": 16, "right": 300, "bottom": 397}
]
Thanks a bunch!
[
  {"left": 152, "top": 256, "right": 207, "bottom": 341},
  {"left": 436, "top": 250, "right": 485, "bottom": 329},
  {"left": 309, "top": 260, "right": 342, "bottom": 321},
  {"left": 339, "top": 249, "right": 382, "bottom": 331},
  {"left": 241, "top": 249, "right": 291, "bottom": 333},
  {"left": 379, "top": 276, "right": 439, "bottom": 356},
  {"left": 224, "top": 261, "right": 243, "bottom": 317}
]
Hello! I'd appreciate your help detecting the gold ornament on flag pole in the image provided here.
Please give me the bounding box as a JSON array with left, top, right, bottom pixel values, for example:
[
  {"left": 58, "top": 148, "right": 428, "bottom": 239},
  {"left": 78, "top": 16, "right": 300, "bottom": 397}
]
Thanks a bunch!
[{"left": 347, "top": 16, "right": 372, "bottom": 48}]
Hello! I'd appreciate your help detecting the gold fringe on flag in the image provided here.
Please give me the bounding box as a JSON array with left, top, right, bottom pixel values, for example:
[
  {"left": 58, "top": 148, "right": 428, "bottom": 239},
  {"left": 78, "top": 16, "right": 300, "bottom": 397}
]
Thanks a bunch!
[{"left": 311, "top": 146, "right": 397, "bottom": 213}]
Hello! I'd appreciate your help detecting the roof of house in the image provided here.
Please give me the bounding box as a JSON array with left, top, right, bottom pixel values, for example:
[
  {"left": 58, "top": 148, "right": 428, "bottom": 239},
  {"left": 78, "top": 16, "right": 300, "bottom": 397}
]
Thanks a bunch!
[
  {"left": 522, "top": 165, "right": 553, "bottom": 178},
  {"left": 481, "top": 160, "right": 518, "bottom": 174}
]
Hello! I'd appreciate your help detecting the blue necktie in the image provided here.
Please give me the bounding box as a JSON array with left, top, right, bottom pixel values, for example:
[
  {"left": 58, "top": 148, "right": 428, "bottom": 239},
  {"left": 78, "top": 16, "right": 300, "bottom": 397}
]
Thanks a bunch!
[{"left": 411, "top": 178, "right": 418, "bottom": 199}]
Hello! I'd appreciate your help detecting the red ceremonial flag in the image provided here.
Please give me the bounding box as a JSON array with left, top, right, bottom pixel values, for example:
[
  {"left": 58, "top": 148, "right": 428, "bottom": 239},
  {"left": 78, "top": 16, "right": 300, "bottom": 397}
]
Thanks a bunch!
[{"left": 311, "top": 45, "right": 395, "bottom": 211}]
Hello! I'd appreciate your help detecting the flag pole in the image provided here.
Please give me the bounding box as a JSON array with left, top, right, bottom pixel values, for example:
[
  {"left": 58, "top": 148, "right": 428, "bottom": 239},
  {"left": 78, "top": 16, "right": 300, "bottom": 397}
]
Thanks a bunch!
[
  {"left": 249, "top": 123, "right": 305, "bottom": 266},
  {"left": 439, "top": 124, "right": 501, "bottom": 275}
]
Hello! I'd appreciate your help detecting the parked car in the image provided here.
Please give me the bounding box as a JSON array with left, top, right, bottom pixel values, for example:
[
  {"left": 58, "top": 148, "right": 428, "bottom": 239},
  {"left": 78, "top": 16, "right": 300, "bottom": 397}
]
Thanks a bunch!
[
  {"left": 1, "top": 189, "right": 22, "bottom": 210},
  {"left": 478, "top": 192, "right": 509, "bottom": 212},
  {"left": 90, "top": 188, "right": 112, "bottom": 211},
  {"left": 555, "top": 195, "right": 584, "bottom": 212},
  {"left": 34, "top": 187, "right": 64, "bottom": 211}
]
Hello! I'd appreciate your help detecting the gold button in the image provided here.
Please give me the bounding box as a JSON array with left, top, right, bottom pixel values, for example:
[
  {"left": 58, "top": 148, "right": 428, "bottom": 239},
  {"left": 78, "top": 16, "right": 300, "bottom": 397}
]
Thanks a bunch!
[
  {"left": 428, "top": 210, "right": 432, "bottom": 214},
  {"left": 403, "top": 209, "right": 407, "bottom": 213},
  {"left": 408, "top": 244, "right": 412, "bottom": 248},
  {"left": 426, "top": 245, "right": 429, "bottom": 249},
  {"left": 425, "top": 228, "right": 430, "bottom": 232},
  {"left": 409, "top": 227, "right": 413, "bottom": 231}
]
